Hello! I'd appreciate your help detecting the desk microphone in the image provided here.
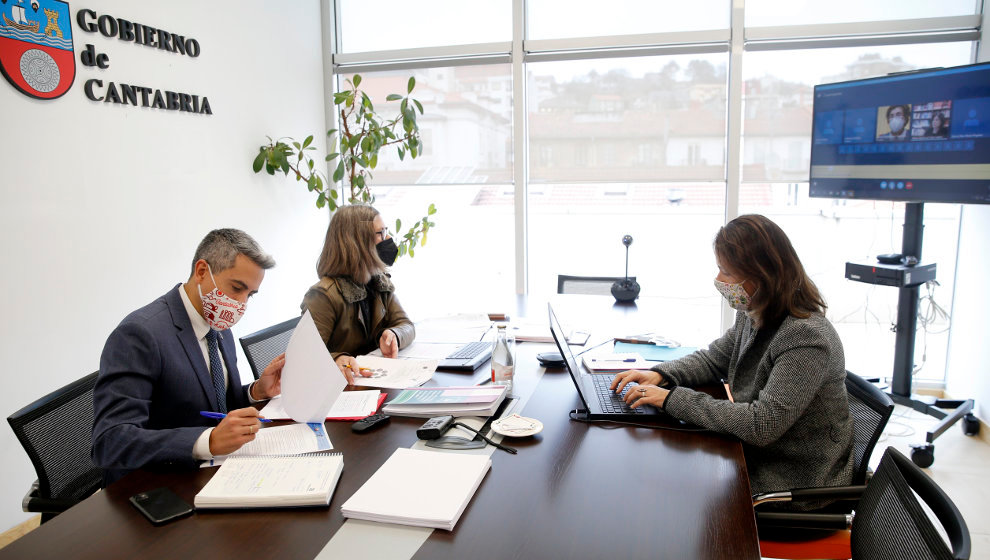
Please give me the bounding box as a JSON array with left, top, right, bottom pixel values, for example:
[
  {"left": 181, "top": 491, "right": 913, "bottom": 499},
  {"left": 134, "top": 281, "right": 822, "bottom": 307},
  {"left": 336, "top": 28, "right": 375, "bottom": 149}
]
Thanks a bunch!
[{"left": 611, "top": 234, "right": 641, "bottom": 303}]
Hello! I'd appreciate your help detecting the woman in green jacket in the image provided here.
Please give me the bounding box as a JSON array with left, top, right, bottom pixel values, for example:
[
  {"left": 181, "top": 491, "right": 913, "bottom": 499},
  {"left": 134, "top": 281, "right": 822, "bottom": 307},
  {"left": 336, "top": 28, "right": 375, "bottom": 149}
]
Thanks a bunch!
[{"left": 301, "top": 204, "right": 415, "bottom": 383}]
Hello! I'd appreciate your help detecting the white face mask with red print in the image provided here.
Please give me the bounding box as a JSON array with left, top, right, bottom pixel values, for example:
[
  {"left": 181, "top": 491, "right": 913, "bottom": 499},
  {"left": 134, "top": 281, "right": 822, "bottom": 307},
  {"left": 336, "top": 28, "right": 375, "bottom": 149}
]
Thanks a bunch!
[{"left": 198, "top": 264, "right": 246, "bottom": 331}]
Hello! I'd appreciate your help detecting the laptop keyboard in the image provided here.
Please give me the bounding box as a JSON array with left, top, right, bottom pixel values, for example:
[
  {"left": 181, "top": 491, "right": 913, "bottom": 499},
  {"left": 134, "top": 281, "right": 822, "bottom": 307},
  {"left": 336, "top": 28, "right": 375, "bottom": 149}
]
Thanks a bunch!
[
  {"left": 592, "top": 375, "right": 647, "bottom": 414},
  {"left": 447, "top": 341, "right": 493, "bottom": 360}
]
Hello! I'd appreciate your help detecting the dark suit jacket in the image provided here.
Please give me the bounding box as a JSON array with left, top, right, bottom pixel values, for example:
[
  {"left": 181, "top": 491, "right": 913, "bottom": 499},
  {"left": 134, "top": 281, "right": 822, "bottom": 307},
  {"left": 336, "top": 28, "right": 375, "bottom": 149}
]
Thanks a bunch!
[{"left": 92, "top": 285, "right": 252, "bottom": 485}]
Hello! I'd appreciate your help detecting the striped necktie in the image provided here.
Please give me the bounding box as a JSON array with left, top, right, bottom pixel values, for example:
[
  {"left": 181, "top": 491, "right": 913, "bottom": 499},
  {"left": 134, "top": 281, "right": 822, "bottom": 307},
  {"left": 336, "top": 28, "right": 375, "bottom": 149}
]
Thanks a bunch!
[{"left": 205, "top": 329, "right": 227, "bottom": 413}]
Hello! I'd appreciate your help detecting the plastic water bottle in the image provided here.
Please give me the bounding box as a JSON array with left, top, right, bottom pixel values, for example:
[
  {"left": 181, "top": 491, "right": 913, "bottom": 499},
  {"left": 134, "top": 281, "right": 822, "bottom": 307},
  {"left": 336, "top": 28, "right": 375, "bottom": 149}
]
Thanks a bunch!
[{"left": 491, "top": 324, "right": 514, "bottom": 395}]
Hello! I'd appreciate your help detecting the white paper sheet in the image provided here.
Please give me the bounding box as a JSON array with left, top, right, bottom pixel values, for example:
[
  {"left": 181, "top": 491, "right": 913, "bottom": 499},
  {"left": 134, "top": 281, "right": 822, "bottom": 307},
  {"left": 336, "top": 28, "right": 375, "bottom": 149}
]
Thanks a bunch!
[
  {"left": 259, "top": 391, "right": 381, "bottom": 420},
  {"left": 368, "top": 341, "right": 462, "bottom": 360},
  {"left": 413, "top": 313, "right": 492, "bottom": 344},
  {"left": 350, "top": 355, "right": 437, "bottom": 389},
  {"left": 280, "top": 311, "right": 348, "bottom": 422},
  {"left": 203, "top": 423, "right": 333, "bottom": 466}
]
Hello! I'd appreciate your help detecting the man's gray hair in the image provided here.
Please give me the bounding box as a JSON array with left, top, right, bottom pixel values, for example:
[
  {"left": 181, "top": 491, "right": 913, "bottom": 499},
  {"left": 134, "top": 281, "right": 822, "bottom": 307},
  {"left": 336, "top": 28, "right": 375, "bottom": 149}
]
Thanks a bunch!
[{"left": 190, "top": 229, "right": 276, "bottom": 276}]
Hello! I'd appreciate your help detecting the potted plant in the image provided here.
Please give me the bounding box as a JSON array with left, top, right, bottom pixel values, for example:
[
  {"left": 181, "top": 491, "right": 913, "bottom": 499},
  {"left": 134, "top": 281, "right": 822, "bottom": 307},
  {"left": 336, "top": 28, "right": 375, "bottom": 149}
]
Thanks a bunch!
[{"left": 252, "top": 74, "right": 436, "bottom": 257}]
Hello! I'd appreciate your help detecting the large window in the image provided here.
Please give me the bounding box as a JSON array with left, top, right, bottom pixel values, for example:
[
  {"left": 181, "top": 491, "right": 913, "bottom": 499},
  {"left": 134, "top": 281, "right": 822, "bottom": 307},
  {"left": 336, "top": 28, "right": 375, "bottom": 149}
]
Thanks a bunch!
[
  {"left": 337, "top": 0, "right": 510, "bottom": 52},
  {"left": 746, "top": 0, "right": 980, "bottom": 26},
  {"left": 739, "top": 42, "right": 973, "bottom": 381},
  {"left": 331, "top": 0, "right": 980, "bottom": 382},
  {"left": 527, "top": 0, "right": 729, "bottom": 39}
]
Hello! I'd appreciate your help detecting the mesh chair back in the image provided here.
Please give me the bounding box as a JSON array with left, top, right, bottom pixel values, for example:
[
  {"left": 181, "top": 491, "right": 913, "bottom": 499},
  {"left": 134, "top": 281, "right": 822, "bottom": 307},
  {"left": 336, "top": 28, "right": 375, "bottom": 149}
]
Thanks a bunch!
[
  {"left": 7, "top": 372, "right": 102, "bottom": 505},
  {"left": 851, "top": 447, "right": 970, "bottom": 560},
  {"left": 239, "top": 316, "right": 301, "bottom": 379},
  {"left": 557, "top": 275, "right": 636, "bottom": 295},
  {"left": 844, "top": 371, "right": 895, "bottom": 484}
]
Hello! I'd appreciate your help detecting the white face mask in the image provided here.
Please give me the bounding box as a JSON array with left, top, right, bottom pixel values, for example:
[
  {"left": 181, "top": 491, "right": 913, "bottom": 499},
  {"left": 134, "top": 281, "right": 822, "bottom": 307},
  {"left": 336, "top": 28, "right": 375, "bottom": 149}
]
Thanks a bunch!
[
  {"left": 714, "top": 279, "right": 752, "bottom": 311},
  {"left": 889, "top": 116, "right": 906, "bottom": 134},
  {"left": 198, "top": 264, "right": 246, "bottom": 331}
]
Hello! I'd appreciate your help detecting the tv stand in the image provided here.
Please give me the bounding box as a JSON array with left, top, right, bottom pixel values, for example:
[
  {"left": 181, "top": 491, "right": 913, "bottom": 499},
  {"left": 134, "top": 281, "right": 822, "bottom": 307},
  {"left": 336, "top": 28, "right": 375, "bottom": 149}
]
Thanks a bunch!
[{"left": 850, "top": 202, "right": 979, "bottom": 467}]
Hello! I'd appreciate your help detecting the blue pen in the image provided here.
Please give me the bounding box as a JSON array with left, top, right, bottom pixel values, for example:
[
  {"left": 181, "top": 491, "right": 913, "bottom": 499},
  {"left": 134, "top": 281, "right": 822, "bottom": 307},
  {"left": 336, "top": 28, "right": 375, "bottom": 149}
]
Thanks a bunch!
[
  {"left": 200, "top": 411, "right": 272, "bottom": 422},
  {"left": 592, "top": 357, "right": 636, "bottom": 362}
]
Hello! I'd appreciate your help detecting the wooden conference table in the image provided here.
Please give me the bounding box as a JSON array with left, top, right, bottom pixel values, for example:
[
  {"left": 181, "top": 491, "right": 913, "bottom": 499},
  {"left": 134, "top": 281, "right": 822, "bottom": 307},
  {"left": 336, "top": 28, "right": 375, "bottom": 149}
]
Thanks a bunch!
[{"left": 0, "top": 295, "right": 759, "bottom": 560}]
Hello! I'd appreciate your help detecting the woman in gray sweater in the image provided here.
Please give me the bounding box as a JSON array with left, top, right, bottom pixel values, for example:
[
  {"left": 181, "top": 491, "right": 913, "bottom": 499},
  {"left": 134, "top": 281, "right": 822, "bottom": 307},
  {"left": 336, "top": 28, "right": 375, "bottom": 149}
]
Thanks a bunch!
[{"left": 611, "top": 214, "right": 854, "bottom": 503}]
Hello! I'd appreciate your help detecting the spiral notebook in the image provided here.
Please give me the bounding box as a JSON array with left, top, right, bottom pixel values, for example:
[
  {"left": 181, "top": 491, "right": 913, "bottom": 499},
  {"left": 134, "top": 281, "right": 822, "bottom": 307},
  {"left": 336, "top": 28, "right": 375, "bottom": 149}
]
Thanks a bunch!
[{"left": 195, "top": 452, "right": 344, "bottom": 509}]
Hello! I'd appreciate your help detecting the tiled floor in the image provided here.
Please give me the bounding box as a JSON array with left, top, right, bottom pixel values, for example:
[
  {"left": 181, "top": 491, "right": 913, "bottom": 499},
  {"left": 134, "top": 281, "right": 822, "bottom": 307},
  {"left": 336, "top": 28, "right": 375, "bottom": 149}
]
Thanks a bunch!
[{"left": 872, "top": 403, "right": 990, "bottom": 560}]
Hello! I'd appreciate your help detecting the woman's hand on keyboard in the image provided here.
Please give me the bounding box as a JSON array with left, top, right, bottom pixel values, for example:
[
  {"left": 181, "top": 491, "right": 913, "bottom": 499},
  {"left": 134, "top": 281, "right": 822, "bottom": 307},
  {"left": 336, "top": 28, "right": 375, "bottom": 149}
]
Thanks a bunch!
[{"left": 610, "top": 369, "right": 662, "bottom": 395}]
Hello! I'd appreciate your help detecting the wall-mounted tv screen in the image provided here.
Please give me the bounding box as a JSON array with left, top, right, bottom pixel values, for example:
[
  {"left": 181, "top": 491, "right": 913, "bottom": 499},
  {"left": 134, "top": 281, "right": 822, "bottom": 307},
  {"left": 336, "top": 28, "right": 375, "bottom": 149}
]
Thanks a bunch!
[{"left": 809, "top": 62, "right": 990, "bottom": 205}]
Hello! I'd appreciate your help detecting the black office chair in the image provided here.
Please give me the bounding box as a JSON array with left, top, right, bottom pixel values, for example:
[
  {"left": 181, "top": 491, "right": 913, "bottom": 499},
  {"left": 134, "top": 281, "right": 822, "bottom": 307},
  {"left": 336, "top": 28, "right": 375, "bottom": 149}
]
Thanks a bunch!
[
  {"left": 7, "top": 372, "right": 103, "bottom": 523},
  {"left": 756, "top": 371, "right": 895, "bottom": 559},
  {"left": 239, "top": 316, "right": 300, "bottom": 379},
  {"left": 759, "top": 447, "right": 971, "bottom": 559},
  {"left": 557, "top": 275, "right": 635, "bottom": 296}
]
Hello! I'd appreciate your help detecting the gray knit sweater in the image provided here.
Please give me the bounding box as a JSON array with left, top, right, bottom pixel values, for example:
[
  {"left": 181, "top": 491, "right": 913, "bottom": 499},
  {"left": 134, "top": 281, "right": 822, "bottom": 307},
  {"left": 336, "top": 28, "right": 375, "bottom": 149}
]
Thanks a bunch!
[{"left": 656, "top": 311, "right": 854, "bottom": 500}]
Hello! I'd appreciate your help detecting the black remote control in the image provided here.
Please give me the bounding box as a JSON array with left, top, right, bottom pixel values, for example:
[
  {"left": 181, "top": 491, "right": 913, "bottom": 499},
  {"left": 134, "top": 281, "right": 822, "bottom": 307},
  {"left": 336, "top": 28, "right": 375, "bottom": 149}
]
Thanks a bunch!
[{"left": 351, "top": 413, "right": 390, "bottom": 433}]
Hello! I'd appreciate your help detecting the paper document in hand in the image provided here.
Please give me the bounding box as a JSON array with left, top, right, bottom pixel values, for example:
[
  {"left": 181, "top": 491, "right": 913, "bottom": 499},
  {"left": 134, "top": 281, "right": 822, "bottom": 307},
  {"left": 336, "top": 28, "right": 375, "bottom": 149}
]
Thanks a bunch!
[
  {"left": 350, "top": 355, "right": 437, "bottom": 389},
  {"left": 195, "top": 453, "right": 344, "bottom": 509},
  {"left": 382, "top": 385, "right": 507, "bottom": 418},
  {"left": 203, "top": 423, "right": 332, "bottom": 467},
  {"left": 340, "top": 447, "right": 491, "bottom": 530},
  {"left": 260, "top": 391, "right": 384, "bottom": 421},
  {"left": 280, "top": 311, "right": 349, "bottom": 422}
]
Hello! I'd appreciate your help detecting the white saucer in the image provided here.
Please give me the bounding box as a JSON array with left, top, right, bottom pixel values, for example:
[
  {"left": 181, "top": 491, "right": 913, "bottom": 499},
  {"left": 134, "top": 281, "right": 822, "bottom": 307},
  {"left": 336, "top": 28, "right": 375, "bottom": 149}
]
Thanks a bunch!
[{"left": 491, "top": 414, "right": 543, "bottom": 437}]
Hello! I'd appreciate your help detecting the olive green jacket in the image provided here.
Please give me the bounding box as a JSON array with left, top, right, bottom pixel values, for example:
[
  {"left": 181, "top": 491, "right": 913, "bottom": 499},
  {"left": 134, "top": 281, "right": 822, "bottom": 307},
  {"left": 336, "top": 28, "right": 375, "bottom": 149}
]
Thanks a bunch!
[{"left": 300, "top": 275, "right": 415, "bottom": 359}]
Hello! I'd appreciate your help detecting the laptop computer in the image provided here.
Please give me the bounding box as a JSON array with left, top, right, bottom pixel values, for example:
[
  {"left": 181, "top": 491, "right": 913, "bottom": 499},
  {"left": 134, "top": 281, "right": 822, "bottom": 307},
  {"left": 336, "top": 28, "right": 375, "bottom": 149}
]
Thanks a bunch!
[
  {"left": 438, "top": 340, "right": 494, "bottom": 370},
  {"left": 548, "top": 303, "right": 663, "bottom": 421}
]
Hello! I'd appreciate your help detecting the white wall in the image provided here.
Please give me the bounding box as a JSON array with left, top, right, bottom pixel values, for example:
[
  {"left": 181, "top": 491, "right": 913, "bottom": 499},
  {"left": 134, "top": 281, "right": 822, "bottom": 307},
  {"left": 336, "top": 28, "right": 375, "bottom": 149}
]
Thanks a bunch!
[
  {"left": 0, "top": 0, "right": 328, "bottom": 531},
  {"left": 945, "top": 205, "right": 990, "bottom": 420}
]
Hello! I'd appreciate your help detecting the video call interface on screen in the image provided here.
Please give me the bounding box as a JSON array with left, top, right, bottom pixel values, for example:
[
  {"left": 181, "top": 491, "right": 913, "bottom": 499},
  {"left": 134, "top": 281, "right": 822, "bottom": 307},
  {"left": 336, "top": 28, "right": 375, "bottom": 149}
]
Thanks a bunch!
[{"left": 809, "top": 63, "right": 990, "bottom": 204}]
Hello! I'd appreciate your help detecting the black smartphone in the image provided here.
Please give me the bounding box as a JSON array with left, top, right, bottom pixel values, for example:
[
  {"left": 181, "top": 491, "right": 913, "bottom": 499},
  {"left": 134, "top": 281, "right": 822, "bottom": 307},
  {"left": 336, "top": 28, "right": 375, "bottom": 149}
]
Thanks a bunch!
[{"left": 129, "top": 487, "right": 194, "bottom": 525}]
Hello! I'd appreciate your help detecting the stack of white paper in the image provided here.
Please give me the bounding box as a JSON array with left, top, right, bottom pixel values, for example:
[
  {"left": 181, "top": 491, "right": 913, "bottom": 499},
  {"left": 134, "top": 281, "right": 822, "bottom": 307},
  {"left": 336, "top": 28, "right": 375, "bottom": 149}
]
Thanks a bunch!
[{"left": 340, "top": 448, "right": 491, "bottom": 531}]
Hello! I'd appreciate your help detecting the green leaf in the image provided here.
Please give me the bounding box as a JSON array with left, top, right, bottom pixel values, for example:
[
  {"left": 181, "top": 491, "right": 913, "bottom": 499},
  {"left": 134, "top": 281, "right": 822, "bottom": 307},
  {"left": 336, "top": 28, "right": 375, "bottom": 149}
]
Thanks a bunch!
[
  {"left": 398, "top": 244, "right": 407, "bottom": 257},
  {"left": 386, "top": 94, "right": 402, "bottom": 101},
  {"left": 252, "top": 151, "right": 265, "bottom": 173},
  {"left": 316, "top": 193, "right": 326, "bottom": 208},
  {"left": 407, "top": 76, "right": 415, "bottom": 94},
  {"left": 280, "top": 158, "right": 290, "bottom": 174},
  {"left": 332, "top": 161, "right": 344, "bottom": 182},
  {"left": 292, "top": 141, "right": 301, "bottom": 151},
  {"left": 428, "top": 203, "right": 437, "bottom": 215},
  {"left": 353, "top": 74, "right": 362, "bottom": 87},
  {"left": 329, "top": 189, "right": 338, "bottom": 199},
  {"left": 327, "top": 128, "right": 337, "bottom": 136},
  {"left": 398, "top": 147, "right": 405, "bottom": 161},
  {"left": 307, "top": 175, "right": 317, "bottom": 191},
  {"left": 414, "top": 99, "right": 424, "bottom": 114},
  {"left": 369, "top": 154, "right": 378, "bottom": 169},
  {"left": 303, "top": 135, "right": 313, "bottom": 148},
  {"left": 395, "top": 218, "right": 402, "bottom": 232},
  {"left": 409, "top": 246, "right": 415, "bottom": 257},
  {"left": 333, "top": 92, "right": 348, "bottom": 104}
]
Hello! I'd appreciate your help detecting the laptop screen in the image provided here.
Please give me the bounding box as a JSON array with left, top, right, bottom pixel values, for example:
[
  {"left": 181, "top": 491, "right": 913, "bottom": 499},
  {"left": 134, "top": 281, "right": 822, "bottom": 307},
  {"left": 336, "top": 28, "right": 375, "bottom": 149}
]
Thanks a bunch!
[{"left": 547, "top": 304, "right": 591, "bottom": 410}]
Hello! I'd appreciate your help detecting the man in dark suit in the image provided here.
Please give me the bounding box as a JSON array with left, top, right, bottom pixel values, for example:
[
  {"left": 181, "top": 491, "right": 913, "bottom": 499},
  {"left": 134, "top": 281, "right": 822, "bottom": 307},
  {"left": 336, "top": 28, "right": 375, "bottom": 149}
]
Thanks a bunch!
[{"left": 92, "top": 229, "right": 285, "bottom": 485}]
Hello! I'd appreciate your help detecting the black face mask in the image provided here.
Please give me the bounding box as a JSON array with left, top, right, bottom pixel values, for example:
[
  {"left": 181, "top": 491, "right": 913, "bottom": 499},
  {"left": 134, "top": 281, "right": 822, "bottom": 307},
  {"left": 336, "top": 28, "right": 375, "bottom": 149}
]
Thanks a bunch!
[{"left": 376, "top": 238, "right": 398, "bottom": 266}]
